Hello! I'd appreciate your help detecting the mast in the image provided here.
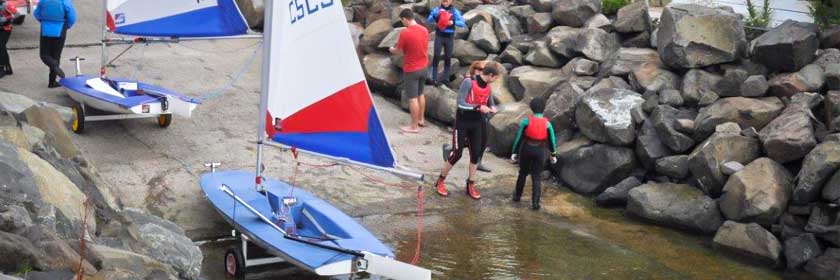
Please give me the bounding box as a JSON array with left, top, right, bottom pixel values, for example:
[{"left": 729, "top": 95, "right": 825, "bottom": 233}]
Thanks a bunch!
[
  {"left": 254, "top": 0, "right": 274, "bottom": 191},
  {"left": 100, "top": 0, "right": 107, "bottom": 77}
]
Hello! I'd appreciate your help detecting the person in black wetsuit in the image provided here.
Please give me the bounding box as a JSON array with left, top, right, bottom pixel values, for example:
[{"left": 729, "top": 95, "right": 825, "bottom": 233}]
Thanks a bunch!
[
  {"left": 510, "top": 97, "right": 558, "bottom": 210},
  {"left": 433, "top": 62, "right": 500, "bottom": 200}
]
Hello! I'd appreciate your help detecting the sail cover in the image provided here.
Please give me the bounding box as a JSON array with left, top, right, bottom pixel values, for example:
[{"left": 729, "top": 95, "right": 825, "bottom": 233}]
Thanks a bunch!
[
  {"left": 106, "top": 0, "right": 249, "bottom": 37},
  {"left": 263, "top": 0, "right": 396, "bottom": 168}
]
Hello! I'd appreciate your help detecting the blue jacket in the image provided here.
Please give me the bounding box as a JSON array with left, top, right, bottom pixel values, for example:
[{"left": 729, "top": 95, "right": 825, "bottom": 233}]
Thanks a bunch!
[
  {"left": 427, "top": 6, "right": 465, "bottom": 35},
  {"left": 34, "top": 0, "right": 76, "bottom": 38}
]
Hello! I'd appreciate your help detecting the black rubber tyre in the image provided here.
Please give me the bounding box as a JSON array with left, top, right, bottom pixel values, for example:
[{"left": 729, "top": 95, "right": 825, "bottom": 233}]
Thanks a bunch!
[
  {"left": 71, "top": 105, "right": 85, "bottom": 134},
  {"left": 157, "top": 114, "right": 172, "bottom": 128},
  {"left": 224, "top": 247, "right": 246, "bottom": 279}
]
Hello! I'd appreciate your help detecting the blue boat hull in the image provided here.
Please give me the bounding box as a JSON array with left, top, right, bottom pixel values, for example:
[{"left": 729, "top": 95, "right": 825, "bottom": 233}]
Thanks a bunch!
[{"left": 199, "top": 170, "right": 394, "bottom": 275}]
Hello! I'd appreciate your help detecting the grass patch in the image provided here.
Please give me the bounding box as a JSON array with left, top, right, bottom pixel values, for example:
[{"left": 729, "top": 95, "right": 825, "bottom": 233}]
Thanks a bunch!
[{"left": 602, "top": 0, "right": 631, "bottom": 15}]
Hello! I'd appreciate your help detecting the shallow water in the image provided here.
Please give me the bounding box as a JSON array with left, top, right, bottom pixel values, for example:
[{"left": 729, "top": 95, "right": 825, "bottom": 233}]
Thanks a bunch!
[{"left": 200, "top": 184, "right": 791, "bottom": 280}]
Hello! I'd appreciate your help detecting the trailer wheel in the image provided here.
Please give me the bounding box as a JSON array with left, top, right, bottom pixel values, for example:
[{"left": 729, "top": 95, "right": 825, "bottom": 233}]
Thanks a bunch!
[
  {"left": 71, "top": 105, "right": 85, "bottom": 134},
  {"left": 157, "top": 114, "right": 172, "bottom": 128},
  {"left": 224, "top": 247, "right": 246, "bottom": 279}
]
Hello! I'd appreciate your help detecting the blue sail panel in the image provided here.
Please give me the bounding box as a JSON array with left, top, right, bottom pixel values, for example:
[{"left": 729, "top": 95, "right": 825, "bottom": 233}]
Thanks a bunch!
[{"left": 108, "top": 0, "right": 248, "bottom": 37}]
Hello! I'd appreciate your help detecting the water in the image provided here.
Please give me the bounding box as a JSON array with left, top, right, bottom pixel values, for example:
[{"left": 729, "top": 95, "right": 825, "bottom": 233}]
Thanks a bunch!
[{"left": 201, "top": 184, "right": 791, "bottom": 280}]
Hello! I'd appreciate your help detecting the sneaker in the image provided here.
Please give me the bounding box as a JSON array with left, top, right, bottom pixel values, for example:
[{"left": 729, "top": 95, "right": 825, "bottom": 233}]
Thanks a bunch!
[
  {"left": 48, "top": 81, "right": 61, "bottom": 88},
  {"left": 435, "top": 176, "right": 449, "bottom": 197},
  {"left": 466, "top": 179, "right": 481, "bottom": 200},
  {"left": 512, "top": 193, "right": 520, "bottom": 202}
]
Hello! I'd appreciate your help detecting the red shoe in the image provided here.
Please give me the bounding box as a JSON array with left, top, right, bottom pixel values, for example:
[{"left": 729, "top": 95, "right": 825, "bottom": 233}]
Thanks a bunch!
[
  {"left": 466, "top": 179, "right": 481, "bottom": 200},
  {"left": 435, "top": 176, "right": 449, "bottom": 197}
]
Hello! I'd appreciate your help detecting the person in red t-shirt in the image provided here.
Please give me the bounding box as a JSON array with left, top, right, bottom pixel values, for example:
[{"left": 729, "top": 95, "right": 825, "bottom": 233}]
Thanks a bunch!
[{"left": 390, "top": 9, "right": 429, "bottom": 133}]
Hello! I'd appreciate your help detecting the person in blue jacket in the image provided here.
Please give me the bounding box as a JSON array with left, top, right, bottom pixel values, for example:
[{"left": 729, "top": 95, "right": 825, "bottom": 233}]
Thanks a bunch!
[
  {"left": 34, "top": 0, "right": 76, "bottom": 88},
  {"left": 427, "top": 0, "right": 465, "bottom": 86}
]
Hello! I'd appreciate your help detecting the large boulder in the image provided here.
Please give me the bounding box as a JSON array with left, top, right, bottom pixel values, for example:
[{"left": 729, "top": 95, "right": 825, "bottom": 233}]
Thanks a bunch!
[
  {"left": 0, "top": 91, "right": 36, "bottom": 115},
  {"left": 0, "top": 205, "right": 32, "bottom": 235},
  {"left": 681, "top": 69, "right": 722, "bottom": 106},
  {"left": 805, "top": 248, "right": 840, "bottom": 280},
  {"left": 423, "top": 85, "right": 458, "bottom": 125},
  {"left": 767, "top": 64, "right": 825, "bottom": 97},
  {"left": 610, "top": 48, "right": 659, "bottom": 77},
  {"left": 688, "top": 128, "right": 761, "bottom": 196},
  {"left": 628, "top": 61, "right": 680, "bottom": 93},
  {"left": 529, "top": 0, "right": 554, "bottom": 13},
  {"left": 488, "top": 102, "right": 531, "bottom": 156},
  {"left": 546, "top": 26, "right": 582, "bottom": 59},
  {"left": 825, "top": 170, "right": 840, "bottom": 203},
  {"left": 453, "top": 39, "right": 489, "bottom": 65},
  {"left": 786, "top": 233, "right": 824, "bottom": 269},
  {"left": 759, "top": 93, "right": 818, "bottom": 164},
  {"left": 363, "top": 53, "right": 400, "bottom": 96},
  {"left": 463, "top": 5, "right": 523, "bottom": 43},
  {"left": 524, "top": 40, "right": 563, "bottom": 68},
  {"left": 655, "top": 155, "right": 689, "bottom": 179},
  {"left": 499, "top": 45, "right": 525, "bottom": 65},
  {"left": 560, "top": 144, "right": 636, "bottom": 194},
  {"left": 651, "top": 105, "right": 696, "bottom": 153},
  {"left": 124, "top": 209, "right": 202, "bottom": 279},
  {"left": 507, "top": 66, "right": 567, "bottom": 101},
  {"left": 0, "top": 231, "right": 46, "bottom": 272},
  {"left": 750, "top": 20, "right": 819, "bottom": 73},
  {"left": 527, "top": 12, "right": 554, "bottom": 34},
  {"left": 510, "top": 5, "right": 537, "bottom": 31},
  {"left": 656, "top": 4, "right": 746, "bottom": 69},
  {"left": 719, "top": 158, "right": 793, "bottom": 226},
  {"left": 360, "top": 19, "right": 393, "bottom": 54},
  {"left": 715, "top": 68, "right": 750, "bottom": 97},
  {"left": 794, "top": 140, "right": 840, "bottom": 204},
  {"left": 805, "top": 204, "right": 840, "bottom": 247},
  {"left": 693, "top": 97, "right": 784, "bottom": 141},
  {"left": 595, "top": 176, "right": 643, "bottom": 206},
  {"left": 712, "top": 221, "right": 782, "bottom": 264},
  {"left": 627, "top": 182, "right": 724, "bottom": 234},
  {"left": 377, "top": 27, "right": 404, "bottom": 49},
  {"left": 636, "top": 117, "right": 672, "bottom": 170},
  {"left": 575, "top": 88, "right": 644, "bottom": 146},
  {"left": 551, "top": 0, "right": 600, "bottom": 28},
  {"left": 576, "top": 28, "right": 621, "bottom": 62},
  {"left": 741, "top": 75, "right": 769, "bottom": 97},
  {"left": 468, "top": 21, "right": 501, "bottom": 53},
  {"left": 23, "top": 225, "right": 97, "bottom": 274},
  {"left": 544, "top": 82, "right": 585, "bottom": 132},
  {"left": 613, "top": 1, "right": 651, "bottom": 34},
  {"left": 815, "top": 48, "right": 840, "bottom": 71},
  {"left": 586, "top": 14, "right": 613, "bottom": 31},
  {"left": 89, "top": 244, "right": 179, "bottom": 280},
  {"left": 829, "top": 91, "right": 840, "bottom": 131},
  {"left": 22, "top": 106, "right": 78, "bottom": 159}
]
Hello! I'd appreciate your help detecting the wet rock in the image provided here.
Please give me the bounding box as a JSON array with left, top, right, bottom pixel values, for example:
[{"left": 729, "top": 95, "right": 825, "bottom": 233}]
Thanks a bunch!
[
  {"left": 805, "top": 248, "right": 840, "bottom": 280},
  {"left": 544, "top": 82, "right": 585, "bottom": 132},
  {"left": 712, "top": 221, "right": 782, "bottom": 264},
  {"left": 768, "top": 64, "right": 825, "bottom": 97},
  {"left": 629, "top": 61, "right": 680, "bottom": 93},
  {"left": 655, "top": 155, "right": 689, "bottom": 179},
  {"left": 794, "top": 141, "right": 840, "bottom": 204},
  {"left": 651, "top": 105, "right": 696, "bottom": 153},
  {"left": 614, "top": 1, "right": 650, "bottom": 34},
  {"left": 751, "top": 20, "right": 819, "bottom": 72},
  {"left": 577, "top": 28, "right": 621, "bottom": 62},
  {"left": 499, "top": 45, "right": 524, "bottom": 65},
  {"left": 527, "top": 12, "right": 553, "bottom": 34},
  {"left": 740, "top": 75, "right": 769, "bottom": 97},
  {"left": 759, "top": 93, "right": 817, "bottom": 164},
  {"left": 22, "top": 106, "right": 78, "bottom": 159},
  {"left": 611, "top": 48, "right": 659, "bottom": 77},
  {"left": 508, "top": 66, "right": 567, "bottom": 101},
  {"left": 585, "top": 14, "right": 612, "bottom": 31},
  {"left": 636, "top": 117, "right": 672, "bottom": 170},
  {"left": 0, "top": 91, "right": 36, "bottom": 115},
  {"left": 786, "top": 233, "right": 824, "bottom": 269},
  {"left": 627, "top": 182, "right": 724, "bottom": 234},
  {"left": 658, "top": 89, "right": 683, "bottom": 107},
  {"left": 693, "top": 97, "right": 784, "bottom": 141},
  {"left": 489, "top": 102, "right": 531, "bottom": 156},
  {"left": 561, "top": 144, "right": 636, "bottom": 194},
  {"left": 363, "top": 53, "right": 400, "bottom": 96},
  {"left": 688, "top": 128, "right": 761, "bottom": 196},
  {"left": 453, "top": 39, "right": 489, "bottom": 65},
  {"left": 575, "top": 88, "right": 644, "bottom": 146},
  {"left": 721, "top": 161, "right": 744, "bottom": 176},
  {"left": 595, "top": 176, "right": 643, "bottom": 206},
  {"left": 525, "top": 40, "right": 562, "bottom": 68},
  {"left": 360, "top": 19, "right": 393, "bottom": 54},
  {"left": 719, "top": 158, "right": 793, "bottom": 226},
  {"left": 89, "top": 244, "right": 179, "bottom": 280},
  {"left": 469, "top": 21, "right": 501, "bottom": 53},
  {"left": 715, "top": 68, "right": 749, "bottom": 97},
  {"left": 621, "top": 31, "right": 651, "bottom": 48},
  {"left": 573, "top": 59, "right": 598, "bottom": 76},
  {"left": 551, "top": 0, "right": 600, "bottom": 28},
  {"left": 656, "top": 4, "right": 746, "bottom": 69},
  {"left": 682, "top": 69, "right": 723, "bottom": 106}
]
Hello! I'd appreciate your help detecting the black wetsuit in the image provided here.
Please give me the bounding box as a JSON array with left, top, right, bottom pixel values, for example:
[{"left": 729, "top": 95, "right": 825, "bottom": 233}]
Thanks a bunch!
[{"left": 446, "top": 75, "right": 494, "bottom": 165}]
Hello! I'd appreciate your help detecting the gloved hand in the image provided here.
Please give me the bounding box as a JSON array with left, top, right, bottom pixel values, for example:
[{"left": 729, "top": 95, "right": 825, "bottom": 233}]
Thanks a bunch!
[
  {"left": 510, "top": 154, "right": 518, "bottom": 163},
  {"left": 550, "top": 156, "right": 558, "bottom": 164}
]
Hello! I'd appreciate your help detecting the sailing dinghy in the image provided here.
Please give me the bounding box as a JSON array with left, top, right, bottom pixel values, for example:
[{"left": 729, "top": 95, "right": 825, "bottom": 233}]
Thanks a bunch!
[
  {"left": 200, "top": 0, "right": 430, "bottom": 278},
  {"left": 60, "top": 0, "right": 251, "bottom": 133}
]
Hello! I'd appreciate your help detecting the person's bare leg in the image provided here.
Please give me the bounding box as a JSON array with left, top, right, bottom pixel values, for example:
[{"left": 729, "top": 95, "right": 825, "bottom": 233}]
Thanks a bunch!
[
  {"left": 419, "top": 94, "right": 427, "bottom": 126},
  {"left": 401, "top": 98, "right": 421, "bottom": 133}
]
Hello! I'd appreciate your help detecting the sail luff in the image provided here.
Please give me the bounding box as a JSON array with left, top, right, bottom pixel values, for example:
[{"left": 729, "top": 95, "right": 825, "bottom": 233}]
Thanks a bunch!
[{"left": 255, "top": 0, "right": 275, "bottom": 190}]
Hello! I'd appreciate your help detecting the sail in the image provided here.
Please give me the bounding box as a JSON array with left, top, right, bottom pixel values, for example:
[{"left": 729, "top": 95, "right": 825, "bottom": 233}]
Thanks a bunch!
[
  {"left": 262, "top": 0, "right": 396, "bottom": 168},
  {"left": 106, "top": 0, "right": 249, "bottom": 37}
]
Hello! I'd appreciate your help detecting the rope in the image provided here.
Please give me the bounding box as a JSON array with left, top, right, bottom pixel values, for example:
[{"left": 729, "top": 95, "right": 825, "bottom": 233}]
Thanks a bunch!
[
  {"left": 196, "top": 43, "right": 262, "bottom": 102},
  {"left": 75, "top": 199, "right": 91, "bottom": 280}
]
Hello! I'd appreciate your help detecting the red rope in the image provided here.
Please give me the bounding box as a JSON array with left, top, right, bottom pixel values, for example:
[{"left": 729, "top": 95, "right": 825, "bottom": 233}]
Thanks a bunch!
[{"left": 284, "top": 148, "right": 425, "bottom": 265}]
